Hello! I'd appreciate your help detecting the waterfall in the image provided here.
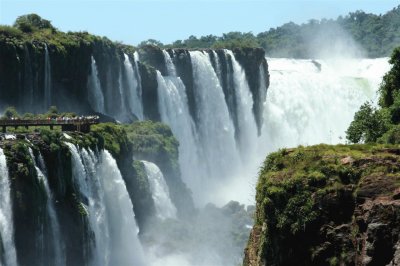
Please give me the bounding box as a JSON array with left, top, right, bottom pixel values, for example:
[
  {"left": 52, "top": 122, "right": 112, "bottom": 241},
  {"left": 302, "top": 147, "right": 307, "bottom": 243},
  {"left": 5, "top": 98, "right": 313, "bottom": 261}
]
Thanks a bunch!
[
  {"left": 97, "top": 150, "right": 145, "bottom": 266},
  {"left": 44, "top": 44, "right": 51, "bottom": 110},
  {"left": 189, "top": 51, "right": 242, "bottom": 205},
  {"left": 67, "top": 142, "right": 110, "bottom": 265},
  {"left": 66, "top": 143, "right": 145, "bottom": 266},
  {"left": 23, "top": 46, "right": 34, "bottom": 108},
  {"left": 157, "top": 51, "right": 203, "bottom": 203},
  {"left": 117, "top": 68, "right": 127, "bottom": 120},
  {"left": 28, "top": 148, "right": 65, "bottom": 266},
  {"left": 141, "top": 160, "right": 177, "bottom": 220},
  {"left": 123, "top": 53, "right": 144, "bottom": 120},
  {"left": 87, "top": 56, "right": 105, "bottom": 114},
  {"left": 226, "top": 50, "right": 258, "bottom": 161},
  {"left": 211, "top": 51, "right": 223, "bottom": 83},
  {"left": 260, "top": 58, "right": 390, "bottom": 153},
  {"left": 163, "top": 50, "right": 177, "bottom": 76},
  {"left": 0, "top": 148, "right": 18, "bottom": 266}
]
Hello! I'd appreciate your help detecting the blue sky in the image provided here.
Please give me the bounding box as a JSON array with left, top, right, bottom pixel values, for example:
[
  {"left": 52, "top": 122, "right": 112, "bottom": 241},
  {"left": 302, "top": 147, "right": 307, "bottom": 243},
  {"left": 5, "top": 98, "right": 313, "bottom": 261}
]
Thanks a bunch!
[{"left": 0, "top": 0, "right": 398, "bottom": 45}]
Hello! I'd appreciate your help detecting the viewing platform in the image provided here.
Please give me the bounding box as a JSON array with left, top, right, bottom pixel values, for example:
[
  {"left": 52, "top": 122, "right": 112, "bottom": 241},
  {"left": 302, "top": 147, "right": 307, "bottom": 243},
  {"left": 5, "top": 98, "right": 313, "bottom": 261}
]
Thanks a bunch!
[{"left": 0, "top": 116, "right": 99, "bottom": 133}]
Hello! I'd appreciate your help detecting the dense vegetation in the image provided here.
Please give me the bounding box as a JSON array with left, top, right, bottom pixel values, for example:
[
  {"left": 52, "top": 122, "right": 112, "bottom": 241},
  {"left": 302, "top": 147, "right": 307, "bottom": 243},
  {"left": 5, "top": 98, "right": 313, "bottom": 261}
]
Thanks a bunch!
[
  {"left": 346, "top": 46, "right": 400, "bottom": 144},
  {"left": 4, "top": 7, "right": 400, "bottom": 59},
  {"left": 0, "top": 14, "right": 135, "bottom": 55},
  {"left": 140, "top": 6, "right": 400, "bottom": 58},
  {"left": 245, "top": 143, "right": 400, "bottom": 265}
]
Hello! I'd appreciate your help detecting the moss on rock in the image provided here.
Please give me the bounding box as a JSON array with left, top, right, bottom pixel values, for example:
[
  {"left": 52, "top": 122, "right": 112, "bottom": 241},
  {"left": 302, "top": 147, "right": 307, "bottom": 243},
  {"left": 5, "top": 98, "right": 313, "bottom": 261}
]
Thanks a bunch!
[{"left": 244, "top": 144, "right": 400, "bottom": 266}]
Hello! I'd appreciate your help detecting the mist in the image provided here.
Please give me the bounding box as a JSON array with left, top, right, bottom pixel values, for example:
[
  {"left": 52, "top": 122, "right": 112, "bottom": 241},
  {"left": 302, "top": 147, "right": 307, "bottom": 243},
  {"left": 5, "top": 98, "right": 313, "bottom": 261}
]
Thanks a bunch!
[{"left": 306, "top": 23, "right": 366, "bottom": 59}]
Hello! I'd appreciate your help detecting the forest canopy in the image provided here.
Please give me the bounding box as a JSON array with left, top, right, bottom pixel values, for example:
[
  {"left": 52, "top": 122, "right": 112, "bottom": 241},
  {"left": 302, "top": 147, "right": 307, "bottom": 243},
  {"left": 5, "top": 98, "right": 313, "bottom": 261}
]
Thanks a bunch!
[{"left": 144, "top": 5, "right": 400, "bottom": 58}]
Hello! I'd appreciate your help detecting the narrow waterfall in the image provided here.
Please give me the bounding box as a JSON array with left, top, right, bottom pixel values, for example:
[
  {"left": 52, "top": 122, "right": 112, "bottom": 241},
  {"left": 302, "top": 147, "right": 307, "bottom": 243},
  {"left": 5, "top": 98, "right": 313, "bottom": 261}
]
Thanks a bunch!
[
  {"left": 66, "top": 143, "right": 110, "bottom": 265},
  {"left": 66, "top": 143, "right": 145, "bottom": 266},
  {"left": 141, "top": 160, "right": 177, "bottom": 220},
  {"left": 28, "top": 148, "right": 65, "bottom": 266},
  {"left": 189, "top": 51, "right": 242, "bottom": 205},
  {"left": 162, "top": 50, "right": 177, "bottom": 76},
  {"left": 44, "top": 44, "right": 51, "bottom": 110},
  {"left": 226, "top": 50, "right": 258, "bottom": 161},
  {"left": 23, "top": 46, "right": 34, "bottom": 108},
  {"left": 97, "top": 150, "right": 145, "bottom": 266},
  {"left": 211, "top": 51, "right": 223, "bottom": 82},
  {"left": 117, "top": 69, "right": 127, "bottom": 120},
  {"left": 87, "top": 56, "right": 105, "bottom": 114},
  {"left": 123, "top": 53, "right": 143, "bottom": 120},
  {"left": 0, "top": 148, "right": 18, "bottom": 266},
  {"left": 157, "top": 52, "right": 203, "bottom": 203}
]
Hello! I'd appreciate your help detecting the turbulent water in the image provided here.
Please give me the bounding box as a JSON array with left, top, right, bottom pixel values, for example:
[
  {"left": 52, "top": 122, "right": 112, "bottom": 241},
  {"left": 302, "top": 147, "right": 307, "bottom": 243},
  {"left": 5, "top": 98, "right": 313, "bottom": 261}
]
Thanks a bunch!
[
  {"left": 0, "top": 148, "right": 18, "bottom": 266},
  {"left": 260, "top": 58, "right": 390, "bottom": 153},
  {"left": 141, "top": 160, "right": 177, "bottom": 220}
]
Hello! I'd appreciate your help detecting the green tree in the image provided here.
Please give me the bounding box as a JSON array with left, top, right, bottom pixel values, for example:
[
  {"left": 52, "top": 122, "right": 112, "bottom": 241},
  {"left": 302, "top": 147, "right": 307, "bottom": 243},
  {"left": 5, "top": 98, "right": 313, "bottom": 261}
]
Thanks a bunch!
[
  {"left": 379, "top": 47, "right": 400, "bottom": 108},
  {"left": 13, "top": 14, "right": 55, "bottom": 32},
  {"left": 138, "top": 39, "right": 164, "bottom": 47},
  {"left": 346, "top": 102, "right": 389, "bottom": 143}
]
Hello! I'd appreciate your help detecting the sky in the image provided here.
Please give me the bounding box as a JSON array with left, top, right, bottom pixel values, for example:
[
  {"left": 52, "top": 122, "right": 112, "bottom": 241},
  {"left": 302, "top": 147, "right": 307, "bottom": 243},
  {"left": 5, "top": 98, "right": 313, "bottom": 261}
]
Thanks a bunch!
[{"left": 0, "top": 0, "right": 398, "bottom": 45}]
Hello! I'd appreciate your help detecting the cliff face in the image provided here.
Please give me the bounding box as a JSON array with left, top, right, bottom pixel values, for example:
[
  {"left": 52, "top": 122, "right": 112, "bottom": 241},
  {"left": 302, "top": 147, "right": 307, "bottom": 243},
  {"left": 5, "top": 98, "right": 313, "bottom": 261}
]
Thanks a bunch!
[
  {"left": 244, "top": 144, "right": 400, "bottom": 266},
  {"left": 0, "top": 30, "right": 269, "bottom": 130},
  {"left": 0, "top": 120, "right": 191, "bottom": 266}
]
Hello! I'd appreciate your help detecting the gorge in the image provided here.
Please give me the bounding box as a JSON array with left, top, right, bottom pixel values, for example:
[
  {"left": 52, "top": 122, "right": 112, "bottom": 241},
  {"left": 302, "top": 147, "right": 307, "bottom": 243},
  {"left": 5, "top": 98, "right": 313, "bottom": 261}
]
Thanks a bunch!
[{"left": 0, "top": 14, "right": 396, "bottom": 266}]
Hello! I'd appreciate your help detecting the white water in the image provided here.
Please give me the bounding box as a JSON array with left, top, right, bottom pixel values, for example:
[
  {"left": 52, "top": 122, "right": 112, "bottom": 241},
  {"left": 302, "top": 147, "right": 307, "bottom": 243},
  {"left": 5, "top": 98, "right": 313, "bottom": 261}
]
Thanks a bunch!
[
  {"left": 0, "top": 148, "right": 18, "bottom": 266},
  {"left": 226, "top": 50, "right": 258, "bottom": 162},
  {"left": 189, "top": 51, "right": 246, "bottom": 205},
  {"left": 88, "top": 56, "right": 105, "bottom": 114},
  {"left": 97, "top": 150, "right": 145, "bottom": 266},
  {"left": 133, "top": 52, "right": 143, "bottom": 119},
  {"left": 117, "top": 68, "right": 128, "bottom": 121},
  {"left": 44, "top": 44, "right": 51, "bottom": 110},
  {"left": 123, "top": 53, "right": 144, "bottom": 120},
  {"left": 259, "top": 58, "right": 390, "bottom": 154},
  {"left": 211, "top": 51, "right": 223, "bottom": 83},
  {"left": 141, "top": 160, "right": 177, "bottom": 220},
  {"left": 28, "top": 148, "right": 65, "bottom": 266},
  {"left": 66, "top": 143, "right": 145, "bottom": 266},
  {"left": 157, "top": 51, "right": 203, "bottom": 203}
]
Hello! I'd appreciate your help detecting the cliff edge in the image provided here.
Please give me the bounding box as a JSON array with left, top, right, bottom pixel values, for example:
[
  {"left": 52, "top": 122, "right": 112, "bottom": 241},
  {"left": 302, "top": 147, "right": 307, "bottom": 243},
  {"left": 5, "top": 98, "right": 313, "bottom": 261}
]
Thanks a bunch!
[{"left": 244, "top": 144, "right": 400, "bottom": 266}]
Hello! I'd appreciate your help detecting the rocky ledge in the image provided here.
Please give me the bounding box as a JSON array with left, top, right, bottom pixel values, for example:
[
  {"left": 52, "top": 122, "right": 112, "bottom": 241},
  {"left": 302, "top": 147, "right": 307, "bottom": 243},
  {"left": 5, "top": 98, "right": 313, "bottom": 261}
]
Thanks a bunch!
[{"left": 244, "top": 144, "right": 400, "bottom": 266}]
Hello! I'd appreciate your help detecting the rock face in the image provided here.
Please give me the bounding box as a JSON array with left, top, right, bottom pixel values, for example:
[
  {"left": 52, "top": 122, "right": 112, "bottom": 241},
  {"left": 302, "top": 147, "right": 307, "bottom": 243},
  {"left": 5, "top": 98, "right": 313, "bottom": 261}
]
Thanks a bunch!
[
  {"left": 244, "top": 145, "right": 400, "bottom": 266},
  {"left": 0, "top": 31, "right": 269, "bottom": 126}
]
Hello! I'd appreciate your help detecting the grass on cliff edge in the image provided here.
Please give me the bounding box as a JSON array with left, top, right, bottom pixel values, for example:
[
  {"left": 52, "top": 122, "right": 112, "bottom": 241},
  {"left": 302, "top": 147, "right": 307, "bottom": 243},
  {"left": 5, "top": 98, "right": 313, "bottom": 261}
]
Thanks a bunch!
[{"left": 256, "top": 143, "right": 400, "bottom": 230}]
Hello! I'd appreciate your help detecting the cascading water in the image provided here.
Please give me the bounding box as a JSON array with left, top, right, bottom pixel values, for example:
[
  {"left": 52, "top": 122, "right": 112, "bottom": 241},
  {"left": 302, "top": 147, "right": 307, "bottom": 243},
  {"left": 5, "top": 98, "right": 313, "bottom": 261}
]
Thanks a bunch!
[
  {"left": 189, "top": 51, "right": 242, "bottom": 205},
  {"left": 157, "top": 51, "right": 202, "bottom": 203},
  {"left": 117, "top": 69, "right": 127, "bottom": 121},
  {"left": 226, "top": 50, "right": 258, "bottom": 161},
  {"left": 260, "top": 58, "right": 390, "bottom": 154},
  {"left": 66, "top": 143, "right": 145, "bottom": 266},
  {"left": 28, "top": 148, "right": 65, "bottom": 266},
  {"left": 0, "top": 148, "right": 18, "bottom": 266},
  {"left": 23, "top": 46, "right": 34, "bottom": 108},
  {"left": 87, "top": 56, "right": 105, "bottom": 114},
  {"left": 97, "top": 150, "right": 145, "bottom": 266},
  {"left": 123, "top": 53, "right": 143, "bottom": 120},
  {"left": 141, "top": 160, "right": 177, "bottom": 220},
  {"left": 44, "top": 44, "right": 51, "bottom": 110}
]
